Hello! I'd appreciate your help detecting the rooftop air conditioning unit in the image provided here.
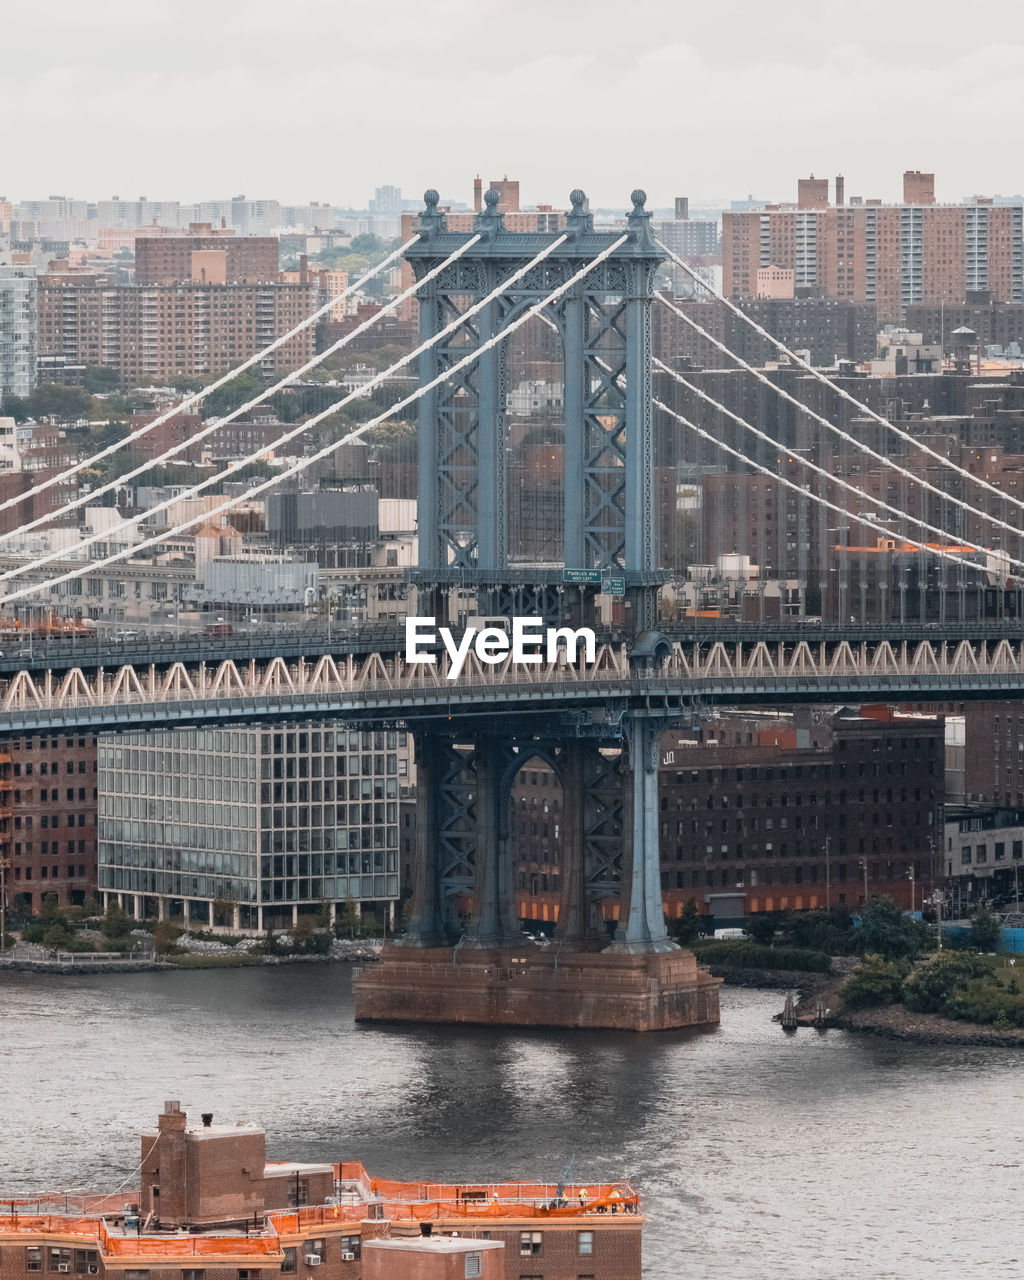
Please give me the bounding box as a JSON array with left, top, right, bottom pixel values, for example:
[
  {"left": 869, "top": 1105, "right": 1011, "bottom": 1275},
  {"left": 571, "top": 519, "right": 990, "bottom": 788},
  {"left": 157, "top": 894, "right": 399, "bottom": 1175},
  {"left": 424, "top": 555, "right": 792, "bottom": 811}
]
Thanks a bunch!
[
  {"left": 56, "top": 1267, "right": 70, "bottom": 1273},
  {"left": 341, "top": 1253, "right": 355, "bottom": 1263},
  {"left": 88, "top": 1267, "right": 99, "bottom": 1274},
  {"left": 305, "top": 1257, "right": 321, "bottom": 1267}
]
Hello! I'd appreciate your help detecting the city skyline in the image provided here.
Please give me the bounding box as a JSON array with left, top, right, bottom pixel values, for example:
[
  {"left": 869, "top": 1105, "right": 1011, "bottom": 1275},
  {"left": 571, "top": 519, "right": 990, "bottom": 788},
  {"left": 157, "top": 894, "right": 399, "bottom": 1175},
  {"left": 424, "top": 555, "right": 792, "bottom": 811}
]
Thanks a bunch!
[{"left": 4, "top": 0, "right": 1024, "bottom": 204}]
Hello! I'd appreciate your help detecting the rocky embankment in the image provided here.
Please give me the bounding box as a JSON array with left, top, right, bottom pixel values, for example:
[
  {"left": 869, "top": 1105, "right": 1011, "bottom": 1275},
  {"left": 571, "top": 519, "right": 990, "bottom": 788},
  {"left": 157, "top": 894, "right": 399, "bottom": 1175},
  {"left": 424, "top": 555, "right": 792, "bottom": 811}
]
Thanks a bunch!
[{"left": 831, "top": 1003, "right": 1024, "bottom": 1047}]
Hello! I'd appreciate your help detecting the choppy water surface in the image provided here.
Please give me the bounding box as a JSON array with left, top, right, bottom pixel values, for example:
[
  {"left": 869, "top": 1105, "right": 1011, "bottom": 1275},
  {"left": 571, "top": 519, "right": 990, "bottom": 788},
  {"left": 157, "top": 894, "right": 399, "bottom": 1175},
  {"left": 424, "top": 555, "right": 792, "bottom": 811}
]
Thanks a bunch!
[{"left": 1, "top": 969, "right": 1020, "bottom": 1279}]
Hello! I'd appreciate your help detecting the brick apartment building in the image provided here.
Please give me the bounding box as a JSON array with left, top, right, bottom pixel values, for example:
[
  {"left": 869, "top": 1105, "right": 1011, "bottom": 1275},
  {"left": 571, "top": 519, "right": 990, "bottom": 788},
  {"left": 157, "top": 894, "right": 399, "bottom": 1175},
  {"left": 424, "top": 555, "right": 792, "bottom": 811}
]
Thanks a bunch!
[
  {"left": 5, "top": 732, "right": 99, "bottom": 912},
  {"left": 37, "top": 277, "right": 317, "bottom": 383},
  {"left": 508, "top": 709, "right": 944, "bottom": 927},
  {"left": 0, "top": 1103, "right": 643, "bottom": 1280},
  {"left": 723, "top": 170, "right": 1024, "bottom": 322},
  {"left": 134, "top": 225, "right": 280, "bottom": 285}
]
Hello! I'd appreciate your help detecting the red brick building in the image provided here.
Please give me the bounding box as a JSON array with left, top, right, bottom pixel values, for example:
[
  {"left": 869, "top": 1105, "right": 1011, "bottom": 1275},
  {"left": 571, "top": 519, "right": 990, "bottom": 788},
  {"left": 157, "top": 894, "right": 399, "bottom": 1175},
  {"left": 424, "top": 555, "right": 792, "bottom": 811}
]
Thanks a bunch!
[
  {"left": 0, "top": 1104, "right": 643, "bottom": 1280},
  {"left": 6, "top": 732, "right": 98, "bottom": 912},
  {"left": 134, "top": 225, "right": 280, "bottom": 286},
  {"left": 510, "top": 709, "right": 944, "bottom": 926},
  {"left": 723, "top": 170, "right": 1024, "bottom": 322}
]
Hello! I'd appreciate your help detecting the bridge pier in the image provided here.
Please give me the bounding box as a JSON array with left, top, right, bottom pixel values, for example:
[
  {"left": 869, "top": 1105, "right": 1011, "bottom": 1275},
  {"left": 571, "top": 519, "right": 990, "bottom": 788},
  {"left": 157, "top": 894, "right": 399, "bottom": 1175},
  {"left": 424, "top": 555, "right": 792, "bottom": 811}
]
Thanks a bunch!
[{"left": 354, "top": 719, "right": 719, "bottom": 1031}]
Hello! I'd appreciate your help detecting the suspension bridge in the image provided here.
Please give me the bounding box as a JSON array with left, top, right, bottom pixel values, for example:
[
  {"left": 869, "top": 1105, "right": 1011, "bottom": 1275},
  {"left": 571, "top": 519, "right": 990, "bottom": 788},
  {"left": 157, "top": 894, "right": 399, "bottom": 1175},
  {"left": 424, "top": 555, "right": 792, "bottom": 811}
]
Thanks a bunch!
[{"left": 1, "top": 186, "right": 1021, "bottom": 1027}]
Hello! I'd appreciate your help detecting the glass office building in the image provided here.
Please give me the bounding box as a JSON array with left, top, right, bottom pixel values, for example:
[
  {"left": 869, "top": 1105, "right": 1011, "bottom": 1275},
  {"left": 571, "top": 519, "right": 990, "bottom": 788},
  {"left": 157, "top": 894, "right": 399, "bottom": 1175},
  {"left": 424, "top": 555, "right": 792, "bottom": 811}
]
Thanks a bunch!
[{"left": 98, "top": 722, "right": 407, "bottom": 928}]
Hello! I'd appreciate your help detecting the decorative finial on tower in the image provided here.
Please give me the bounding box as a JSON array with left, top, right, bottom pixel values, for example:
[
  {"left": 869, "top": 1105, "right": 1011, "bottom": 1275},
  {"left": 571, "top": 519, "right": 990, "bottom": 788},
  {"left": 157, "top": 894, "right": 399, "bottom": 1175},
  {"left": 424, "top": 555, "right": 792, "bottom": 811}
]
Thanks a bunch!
[
  {"left": 474, "top": 187, "right": 506, "bottom": 236},
  {"left": 418, "top": 188, "right": 447, "bottom": 236},
  {"left": 626, "top": 187, "right": 654, "bottom": 247},
  {"left": 566, "top": 188, "right": 593, "bottom": 235}
]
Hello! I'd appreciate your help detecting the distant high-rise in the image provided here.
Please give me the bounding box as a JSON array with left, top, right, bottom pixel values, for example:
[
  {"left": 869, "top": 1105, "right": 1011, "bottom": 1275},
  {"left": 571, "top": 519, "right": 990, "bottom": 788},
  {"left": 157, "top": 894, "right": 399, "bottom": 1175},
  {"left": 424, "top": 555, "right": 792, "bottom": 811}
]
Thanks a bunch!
[
  {"left": 369, "top": 185, "right": 402, "bottom": 216},
  {"left": 723, "top": 169, "right": 1024, "bottom": 321},
  {"left": 0, "top": 254, "right": 38, "bottom": 398}
]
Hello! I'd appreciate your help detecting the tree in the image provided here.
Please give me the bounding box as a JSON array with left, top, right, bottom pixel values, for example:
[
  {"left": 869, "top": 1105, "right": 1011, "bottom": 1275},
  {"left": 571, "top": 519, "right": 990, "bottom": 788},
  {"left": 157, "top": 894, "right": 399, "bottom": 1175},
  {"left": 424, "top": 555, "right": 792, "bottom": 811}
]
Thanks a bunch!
[
  {"left": 42, "top": 922, "right": 74, "bottom": 951},
  {"left": 858, "top": 896, "right": 932, "bottom": 961},
  {"left": 903, "top": 951, "right": 989, "bottom": 1013},
  {"left": 201, "top": 371, "right": 265, "bottom": 420},
  {"left": 152, "top": 920, "right": 182, "bottom": 956},
  {"left": 968, "top": 905, "right": 1001, "bottom": 952},
  {"left": 1, "top": 393, "right": 31, "bottom": 422},
  {"left": 669, "top": 899, "right": 702, "bottom": 946},
  {"left": 349, "top": 233, "right": 384, "bottom": 255},
  {"left": 744, "top": 911, "right": 781, "bottom": 946},
  {"left": 841, "top": 954, "right": 907, "bottom": 1009},
  {"left": 27, "top": 384, "right": 93, "bottom": 422},
  {"left": 100, "top": 900, "right": 132, "bottom": 941},
  {"left": 337, "top": 894, "right": 360, "bottom": 939},
  {"left": 212, "top": 893, "right": 238, "bottom": 928}
]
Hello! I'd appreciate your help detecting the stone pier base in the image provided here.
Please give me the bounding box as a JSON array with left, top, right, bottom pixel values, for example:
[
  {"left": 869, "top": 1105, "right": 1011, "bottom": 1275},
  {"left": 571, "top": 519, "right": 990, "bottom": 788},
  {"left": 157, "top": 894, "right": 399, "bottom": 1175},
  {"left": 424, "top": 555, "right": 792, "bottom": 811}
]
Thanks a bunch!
[{"left": 353, "top": 944, "right": 721, "bottom": 1032}]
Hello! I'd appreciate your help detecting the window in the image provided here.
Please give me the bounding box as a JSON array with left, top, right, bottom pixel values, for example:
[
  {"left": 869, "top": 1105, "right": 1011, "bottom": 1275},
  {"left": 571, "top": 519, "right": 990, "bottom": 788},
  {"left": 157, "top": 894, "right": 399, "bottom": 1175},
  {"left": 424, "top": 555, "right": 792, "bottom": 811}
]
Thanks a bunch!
[
  {"left": 578, "top": 1230, "right": 594, "bottom": 1255},
  {"left": 303, "top": 1241, "right": 325, "bottom": 1259},
  {"left": 339, "top": 1238, "right": 360, "bottom": 1261},
  {"left": 465, "top": 1254, "right": 482, "bottom": 1279},
  {"left": 50, "top": 1250, "right": 73, "bottom": 1273},
  {"left": 73, "top": 1252, "right": 98, "bottom": 1275},
  {"left": 27, "top": 1249, "right": 43, "bottom": 1272},
  {"left": 183, "top": 1271, "right": 205, "bottom": 1280},
  {"left": 281, "top": 1253, "right": 296, "bottom": 1275},
  {"left": 237, "top": 1272, "right": 260, "bottom": 1280},
  {"left": 520, "top": 1232, "right": 543, "bottom": 1256}
]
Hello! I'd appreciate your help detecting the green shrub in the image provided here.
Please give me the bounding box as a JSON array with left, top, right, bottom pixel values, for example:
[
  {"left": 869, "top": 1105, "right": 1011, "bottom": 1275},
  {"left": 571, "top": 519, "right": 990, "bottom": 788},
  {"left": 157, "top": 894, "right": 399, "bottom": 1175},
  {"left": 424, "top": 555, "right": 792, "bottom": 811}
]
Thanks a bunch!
[
  {"left": 945, "top": 977, "right": 1024, "bottom": 1028},
  {"left": 841, "top": 954, "right": 908, "bottom": 1008},
  {"left": 691, "top": 940, "right": 831, "bottom": 973},
  {"left": 903, "top": 952, "right": 989, "bottom": 1013}
]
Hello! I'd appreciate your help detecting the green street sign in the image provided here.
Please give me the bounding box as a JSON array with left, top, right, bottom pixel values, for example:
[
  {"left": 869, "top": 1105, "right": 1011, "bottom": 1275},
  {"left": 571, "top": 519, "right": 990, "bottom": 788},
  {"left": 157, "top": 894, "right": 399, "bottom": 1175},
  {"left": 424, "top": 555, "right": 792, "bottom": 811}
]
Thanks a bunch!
[
  {"left": 562, "top": 568, "right": 603, "bottom": 584},
  {"left": 605, "top": 576, "right": 626, "bottom": 597}
]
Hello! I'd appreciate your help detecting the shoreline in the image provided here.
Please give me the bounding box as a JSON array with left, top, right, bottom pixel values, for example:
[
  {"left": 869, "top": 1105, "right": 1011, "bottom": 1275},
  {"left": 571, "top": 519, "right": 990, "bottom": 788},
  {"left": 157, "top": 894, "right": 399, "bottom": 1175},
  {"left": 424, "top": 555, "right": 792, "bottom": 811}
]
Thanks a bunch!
[
  {"left": 0, "top": 949, "right": 381, "bottom": 976},
  {"left": 714, "top": 967, "right": 1024, "bottom": 1048}
]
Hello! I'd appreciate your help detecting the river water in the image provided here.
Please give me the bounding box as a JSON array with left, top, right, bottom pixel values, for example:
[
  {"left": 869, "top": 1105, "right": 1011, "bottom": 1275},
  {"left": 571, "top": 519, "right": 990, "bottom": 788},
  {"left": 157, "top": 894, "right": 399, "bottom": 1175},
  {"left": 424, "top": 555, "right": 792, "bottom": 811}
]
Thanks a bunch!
[{"left": 0, "top": 968, "right": 1020, "bottom": 1279}]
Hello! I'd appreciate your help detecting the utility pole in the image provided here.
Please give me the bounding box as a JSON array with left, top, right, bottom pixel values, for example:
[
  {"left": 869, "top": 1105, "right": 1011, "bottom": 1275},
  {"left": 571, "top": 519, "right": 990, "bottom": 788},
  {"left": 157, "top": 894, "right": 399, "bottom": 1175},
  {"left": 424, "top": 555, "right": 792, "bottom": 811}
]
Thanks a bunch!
[
  {"left": 859, "top": 856, "right": 869, "bottom": 906},
  {"left": 907, "top": 863, "right": 916, "bottom": 915}
]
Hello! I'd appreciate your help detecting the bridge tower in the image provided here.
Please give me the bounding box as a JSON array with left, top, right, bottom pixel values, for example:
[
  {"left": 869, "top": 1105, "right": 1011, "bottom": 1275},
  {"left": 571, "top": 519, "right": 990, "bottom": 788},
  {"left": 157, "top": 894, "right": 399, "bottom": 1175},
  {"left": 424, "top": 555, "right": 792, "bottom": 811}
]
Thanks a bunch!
[{"left": 354, "top": 189, "right": 721, "bottom": 1030}]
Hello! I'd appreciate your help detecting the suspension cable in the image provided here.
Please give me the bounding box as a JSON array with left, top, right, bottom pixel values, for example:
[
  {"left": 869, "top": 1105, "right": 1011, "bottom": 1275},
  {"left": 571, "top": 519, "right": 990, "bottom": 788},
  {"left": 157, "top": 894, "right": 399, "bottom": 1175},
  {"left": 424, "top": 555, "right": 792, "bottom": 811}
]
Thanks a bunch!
[
  {"left": 654, "top": 397, "right": 994, "bottom": 580},
  {"left": 0, "top": 238, "right": 417, "bottom": 521},
  {"left": 1, "top": 233, "right": 566, "bottom": 587},
  {"left": 654, "top": 236, "right": 1024, "bottom": 524},
  {"left": 2, "top": 235, "right": 626, "bottom": 605},
  {"left": 654, "top": 356, "right": 1024, "bottom": 575},
  {"left": 654, "top": 287, "right": 1024, "bottom": 555},
  {"left": 0, "top": 235, "right": 465, "bottom": 545}
]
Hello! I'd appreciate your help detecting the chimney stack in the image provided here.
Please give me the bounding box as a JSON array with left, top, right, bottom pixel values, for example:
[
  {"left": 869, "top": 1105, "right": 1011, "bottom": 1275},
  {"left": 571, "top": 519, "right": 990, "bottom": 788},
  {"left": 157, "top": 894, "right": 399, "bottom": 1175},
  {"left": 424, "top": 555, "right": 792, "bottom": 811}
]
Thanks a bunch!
[
  {"left": 473, "top": 176, "right": 483, "bottom": 213},
  {"left": 835, "top": 174, "right": 845, "bottom": 206}
]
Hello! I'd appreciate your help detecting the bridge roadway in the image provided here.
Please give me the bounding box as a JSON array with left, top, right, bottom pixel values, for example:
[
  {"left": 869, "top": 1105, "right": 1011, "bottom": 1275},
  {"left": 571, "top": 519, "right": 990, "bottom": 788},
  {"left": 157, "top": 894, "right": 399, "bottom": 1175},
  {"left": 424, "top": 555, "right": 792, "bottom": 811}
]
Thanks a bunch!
[
  {"left": 4, "top": 619, "right": 1024, "bottom": 679},
  {"left": 0, "top": 631, "right": 1022, "bottom": 736}
]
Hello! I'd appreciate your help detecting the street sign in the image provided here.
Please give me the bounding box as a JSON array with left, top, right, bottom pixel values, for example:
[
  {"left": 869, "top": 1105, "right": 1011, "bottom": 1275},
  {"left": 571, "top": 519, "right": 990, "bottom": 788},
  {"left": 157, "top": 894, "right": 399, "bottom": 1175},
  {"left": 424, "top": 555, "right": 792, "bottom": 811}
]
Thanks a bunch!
[
  {"left": 605, "top": 576, "right": 626, "bottom": 597},
  {"left": 562, "top": 568, "right": 602, "bottom": 584}
]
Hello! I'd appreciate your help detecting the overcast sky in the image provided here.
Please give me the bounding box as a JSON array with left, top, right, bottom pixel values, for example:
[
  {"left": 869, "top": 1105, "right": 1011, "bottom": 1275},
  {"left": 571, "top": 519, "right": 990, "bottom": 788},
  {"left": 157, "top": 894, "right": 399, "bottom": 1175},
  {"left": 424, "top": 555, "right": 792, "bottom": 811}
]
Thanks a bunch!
[{"left": 5, "top": 0, "right": 1023, "bottom": 210}]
